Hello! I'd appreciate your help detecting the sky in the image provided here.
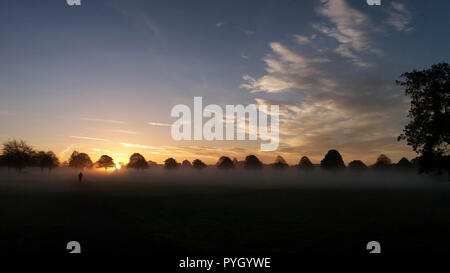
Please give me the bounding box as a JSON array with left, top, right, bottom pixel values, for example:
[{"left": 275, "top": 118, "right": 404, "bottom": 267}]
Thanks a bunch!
[{"left": 0, "top": 0, "right": 449, "bottom": 165}]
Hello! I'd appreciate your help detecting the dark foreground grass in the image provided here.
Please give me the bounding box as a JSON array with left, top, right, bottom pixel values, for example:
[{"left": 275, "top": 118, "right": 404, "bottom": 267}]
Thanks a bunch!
[{"left": 1, "top": 171, "right": 450, "bottom": 254}]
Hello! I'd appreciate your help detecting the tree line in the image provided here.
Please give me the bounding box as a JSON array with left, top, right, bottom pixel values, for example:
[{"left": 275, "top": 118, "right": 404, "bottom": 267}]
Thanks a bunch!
[{"left": 0, "top": 139, "right": 443, "bottom": 173}]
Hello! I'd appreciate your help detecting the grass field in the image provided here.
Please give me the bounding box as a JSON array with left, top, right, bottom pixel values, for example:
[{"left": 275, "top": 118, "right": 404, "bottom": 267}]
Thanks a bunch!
[{"left": 0, "top": 168, "right": 449, "bottom": 254}]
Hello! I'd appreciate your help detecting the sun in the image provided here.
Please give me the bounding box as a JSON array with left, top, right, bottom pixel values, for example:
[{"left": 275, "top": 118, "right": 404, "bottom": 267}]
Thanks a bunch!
[{"left": 115, "top": 163, "right": 122, "bottom": 170}]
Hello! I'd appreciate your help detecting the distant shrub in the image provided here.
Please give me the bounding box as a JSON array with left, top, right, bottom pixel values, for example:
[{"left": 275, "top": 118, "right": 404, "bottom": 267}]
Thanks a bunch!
[
  {"left": 373, "top": 154, "right": 392, "bottom": 170},
  {"left": 395, "top": 157, "right": 414, "bottom": 170},
  {"left": 192, "top": 159, "right": 207, "bottom": 170},
  {"left": 216, "top": 156, "right": 234, "bottom": 170},
  {"left": 147, "top": 160, "right": 159, "bottom": 168},
  {"left": 348, "top": 160, "right": 368, "bottom": 171},
  {"left": 297, "top": 156, "right": 314, "bottom": 170},
  {"left": 272, "top": 156, "right": 288, "bottom": 170},
  {"left": 164, "top": 158, "right": 180, "bottom": 170},
  {"left": 181, "top": 160, "right": 192, "bottom": 168},
  {"left": 244, "top": 155, "right": 263, "bottom": 169}
]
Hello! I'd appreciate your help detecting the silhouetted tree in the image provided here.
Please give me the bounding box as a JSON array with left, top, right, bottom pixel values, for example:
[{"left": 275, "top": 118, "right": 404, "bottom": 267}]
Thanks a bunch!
[
  {"left": 69, "top": 151, "right": 93, "bottom": 170},
  {"left": 232, "top": 157, "right": 238, "bottom": 165},
  {"left": 397, "top": 63, "right": 449, "bottom": 158},
  {"left": 2, "top": 140, "right": 36, "bottom": 172},
  {"left": 164, "top": 158, "right": 179, "bottom": 170},
  {"left": 297, "top": 156, "right": 314, "bottom": 170},
  {"left": 181, "top": 160, "right": 192, "bottom": 168},
  {"left": 320, "top": 150, "right": 345, "bottom": 170},
  {"left": 373, "top": 154, "right": 392, "bottom": 170},
  {"left": 147, "top": 160, "right": 159, "bottom": 168},
  {"left": 244, "top": 155, "right": 263, "bottom": 169},
  {"left": 192, "top": 159, "right": 207, "bottom": 170},
  {"left": 395, "top": 157, "right": 414, "bottom": 171},
  {"left": 272, "top": 155, "right": 288, "bottom": 170},
  {"left": 96, "top": 155, "right": 115, "bottom": 171},
  {"left": 413, "top": 152, "right": 449, "bottom": 175},
  {"left": 127, "top": 153, "right": 148, "bottom": 170},
  {"left": 34, "top": 151, "right": 59, "bottom": 172},
  {"left": 348, "top": 160, "right": 368, "bottom": 171},
  {"left": 216, "top": 156, "right": 234, "bottom": 170}
]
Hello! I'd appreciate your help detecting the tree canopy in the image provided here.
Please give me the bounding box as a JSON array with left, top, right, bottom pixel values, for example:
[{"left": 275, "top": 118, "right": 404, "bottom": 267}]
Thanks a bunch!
[
  {"left": 96, "top": 155, "right": 115, "bottom": 171},
  {"left": 192, "top": 159, "right": 207, "bottom": 170},
  {"left": 216, "top": 156, "right": 234, "bottom": 170},
  {"left": 34, "top": 151, "right": 59, "bottom": 172},
  {"left": 244, "top": 155, "right": 263, "bottom": 169},
  {"left": 69, "top": 151, "right": 93, "bottom": 170},
  {"left": 164, "top": 158, "right": 179, "bottom": 169},
  {"left": 272, "top": 155, "right": 288, "bottom": 169},
  {"left": 320, "top": 150, "right": 345, "bottom": 170},
  {"left": 2, "top": 140, "right": 36, "bottom": 171},
  {"left": 397, "top": 62, "right": 450, "bottom": 156},
  {"left": 348, "top": 160, "right": 368, "bottom": 171},
  {"left": 127, "top": 153, "right": 149, "bottom": 170},
  {"left": 298, "top": 156, "right": 314, "bottom": 170}
]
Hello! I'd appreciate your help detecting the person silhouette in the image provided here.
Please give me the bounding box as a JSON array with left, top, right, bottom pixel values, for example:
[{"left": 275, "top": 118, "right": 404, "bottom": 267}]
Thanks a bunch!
[{"left": 78, "top": 172, "right": 83, "bottom": 182}]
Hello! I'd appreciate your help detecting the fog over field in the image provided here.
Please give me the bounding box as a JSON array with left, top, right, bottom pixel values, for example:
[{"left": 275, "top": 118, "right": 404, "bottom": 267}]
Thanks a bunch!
[{"left": 0, "top": 167, "right": 447, "bottom": 191}]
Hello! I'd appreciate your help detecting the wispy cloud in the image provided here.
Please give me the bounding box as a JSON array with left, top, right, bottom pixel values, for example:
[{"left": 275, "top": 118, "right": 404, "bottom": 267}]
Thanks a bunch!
[
  {"left": 241, "top": 42, "right": 330, "bottom": 93},
  {"left": 70, "top": 136, "right": 109, "bottom": 141},
  {"left": 59, "top": 143, "right": 77, "bottom": 160},
  {"left": 80, "top": 118, "right": 126, "bottom": 124},
  {"left": 148, "top": 122, "right": 171, "bottom": 127},
  {"left": 294, "top": 35, "right": 311, "bottom": 45},
  {"left": 314, "top": 0, "right": 376, "bottom": 67},
  {"left": 216, "top": 22, "right": 225, "bottom": 28},
  {"left": 386, "top": 2, "right": 413, "bottom": 32}
]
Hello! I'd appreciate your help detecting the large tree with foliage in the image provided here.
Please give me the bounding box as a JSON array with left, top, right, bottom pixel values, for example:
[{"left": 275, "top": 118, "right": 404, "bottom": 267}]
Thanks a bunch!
[
  {"left": 2, "top": 140, "right": 36, "bottom": 172},
  {"left": 397, "top": 63, "right": 450, "bottom": 156},
  {"left": 96, "top": 155, "right": 115, "bottom": 171},
  {"left": 320, "top": 149, "right": 345, "bottom": 170},
  {"left": 127, "top": 153, "right": 149, "bottom": 170},
  {"left": 34, "top": 151, "right": 59, "bottom": 172},
  {"left": 69, "top": 151, "right": 93, "bottom": 170}
]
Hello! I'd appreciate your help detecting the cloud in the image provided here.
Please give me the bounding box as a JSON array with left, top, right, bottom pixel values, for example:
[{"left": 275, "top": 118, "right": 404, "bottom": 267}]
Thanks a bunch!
[
  {"left": 216, "top": 22, "right": 225, "bottom": 28},
  {"left": 386, "top": 2, "right": 413, "bottom": 32},
  {"left": 314, "top": 0, "right": 376, "bottom": 67},
  {"left": 70, "top": 136, "right": 109, "bottom": 141},
  {"left": 294, "top": 35, "right": 311, "bottom": 45},
  {"left": 240, "top": 42, "right": 330, "bottom": 93},
  {"left": 148, "top": 122, "right": 171, "bottom": 127}
]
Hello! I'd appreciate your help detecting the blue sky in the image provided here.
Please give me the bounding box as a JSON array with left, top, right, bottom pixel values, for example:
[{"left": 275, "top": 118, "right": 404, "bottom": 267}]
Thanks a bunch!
[{"left": 0, "top": 0, "right": 449, "bottom": 164}]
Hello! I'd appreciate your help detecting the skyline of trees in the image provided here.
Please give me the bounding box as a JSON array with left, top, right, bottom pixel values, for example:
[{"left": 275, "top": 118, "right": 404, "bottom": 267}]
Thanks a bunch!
[{"left": 0, "top": 139, "right": 431, "bottom": 173}]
